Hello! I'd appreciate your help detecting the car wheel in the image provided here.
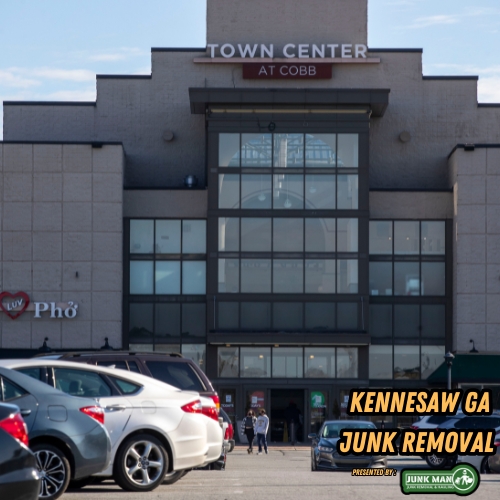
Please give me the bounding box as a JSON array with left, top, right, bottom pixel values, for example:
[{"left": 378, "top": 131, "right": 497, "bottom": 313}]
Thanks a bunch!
[
  {"left": 311, "top": 452, "right": 317, "bottom": 471},
  {"left": 32, "top": 443, "right": 71, "bottom": 500},
  {"left": 480, "top": 457, "right": 491, "bottom": 474},
  {"left": 162, "top": 470, "right": 185, "bottom": 485},
  {"left": 425, "top": 455, "right": 448, "bottom": 469},
  {"left": 114, "top": 434, "right": 168, "bottom": 492}
]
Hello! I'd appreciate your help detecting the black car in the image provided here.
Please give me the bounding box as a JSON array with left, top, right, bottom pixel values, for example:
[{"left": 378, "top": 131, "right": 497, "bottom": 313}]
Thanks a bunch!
[
  {"left": 0, "top": 402, "right": 40, "bottom": 500},
  {"left": 309, "top": 420, "right": 387, "bottom": 471}
]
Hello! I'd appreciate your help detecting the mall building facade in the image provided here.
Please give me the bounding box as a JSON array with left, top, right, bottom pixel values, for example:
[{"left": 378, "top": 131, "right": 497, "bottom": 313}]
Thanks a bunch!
[{"left": 1, "top": 0, "right": 500, "bottom": 432}]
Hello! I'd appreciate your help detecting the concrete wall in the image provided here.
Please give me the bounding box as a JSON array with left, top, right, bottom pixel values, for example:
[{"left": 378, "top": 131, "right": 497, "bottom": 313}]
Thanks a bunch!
[
  {"left": 449, "top": 147, "right": 500, "bottom": 353},
  {"left": 0, "top": 143, "right": 124, "bottom": 349}
]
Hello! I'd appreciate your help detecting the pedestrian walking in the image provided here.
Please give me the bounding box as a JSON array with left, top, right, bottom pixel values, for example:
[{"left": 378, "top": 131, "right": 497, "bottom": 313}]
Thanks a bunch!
[
  {"left": 241, "top": 410, "right": 256, "bottom": 454},
  {"left": 255, "top": 409, "right": 269, "bottom": 455}
]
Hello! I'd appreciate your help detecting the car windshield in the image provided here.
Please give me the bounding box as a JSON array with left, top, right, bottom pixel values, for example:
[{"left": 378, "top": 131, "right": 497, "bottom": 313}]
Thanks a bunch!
[{"left": 321, "top": 422, "right": 375, "bottom": 439}]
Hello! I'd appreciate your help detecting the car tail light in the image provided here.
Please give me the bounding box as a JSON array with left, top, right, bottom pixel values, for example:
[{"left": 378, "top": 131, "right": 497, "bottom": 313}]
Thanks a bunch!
[
  {"left": 209, "top": 394, "right": 220, "bottom": 412},
  {"left": 410, "top": 425, "right": 418, "bottom": 430},
  {"left": 181, "top": 400, "right": 202, "bottom": 414},
  {"left": 228, "top": 423, "right": 234, "bottom": 439},
  {"left": 202, "top": 406, "right": 219, "bottom": 422},
  {"left": 494, "top": 441, "right": 500, "bottom": 447},
  {"left": 80, "top": 406, "right": 105, "bottom": 425},
  {"left": 0, "top": 412, "right": 29, "bottom": 446}
]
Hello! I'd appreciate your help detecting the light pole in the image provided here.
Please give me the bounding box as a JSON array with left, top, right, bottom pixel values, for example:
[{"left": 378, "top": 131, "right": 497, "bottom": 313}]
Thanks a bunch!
[{"left": 444, "top": 352, "right": 455, "bottom": 390}]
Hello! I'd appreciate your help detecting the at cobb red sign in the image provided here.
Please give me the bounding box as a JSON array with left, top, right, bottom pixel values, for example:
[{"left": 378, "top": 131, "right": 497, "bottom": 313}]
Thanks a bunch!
[
  {"left": 0, "top": 291, "right": 79, "bottom": 320},
  {"left": 243, "top": 63, "right": 331, "bottom": 80}
]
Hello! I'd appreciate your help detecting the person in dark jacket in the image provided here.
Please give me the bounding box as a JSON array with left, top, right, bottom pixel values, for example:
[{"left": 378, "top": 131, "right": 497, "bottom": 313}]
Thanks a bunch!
[{"left": 241, "top": 410, "right": 256, "bottom": 454}]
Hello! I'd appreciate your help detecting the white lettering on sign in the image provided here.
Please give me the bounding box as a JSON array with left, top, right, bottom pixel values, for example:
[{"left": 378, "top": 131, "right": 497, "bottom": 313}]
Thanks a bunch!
[
  {"left": 279, "top": 65, "right": 317, "bottom": 76},
  {"left": 34, "top": 301, "right": 79, "bottom": 319}
]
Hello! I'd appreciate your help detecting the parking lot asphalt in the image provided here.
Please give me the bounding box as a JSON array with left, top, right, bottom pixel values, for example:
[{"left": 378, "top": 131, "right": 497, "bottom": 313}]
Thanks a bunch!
[{"left": 67, "top": 450, "right": 500, "bottom": 500}]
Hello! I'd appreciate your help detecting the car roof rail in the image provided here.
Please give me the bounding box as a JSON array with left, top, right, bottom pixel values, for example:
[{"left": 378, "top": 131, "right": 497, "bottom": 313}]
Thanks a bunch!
[{"left": 33, "top": 350, "right": 184, "bottom": 358}]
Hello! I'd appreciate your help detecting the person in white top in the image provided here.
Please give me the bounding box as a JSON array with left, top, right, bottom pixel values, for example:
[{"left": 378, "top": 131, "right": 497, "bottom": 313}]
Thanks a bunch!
[{"left": 254, "top": 409, "right": 269, "bottom": 455}]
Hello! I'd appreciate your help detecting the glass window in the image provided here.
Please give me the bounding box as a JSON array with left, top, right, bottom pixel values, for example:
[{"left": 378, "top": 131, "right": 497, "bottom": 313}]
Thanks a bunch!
[
  {"left": 305, "top": 303, "right": 335, "bottom": 331},
  {"left": 154, "top": 344, "right": 181, "bottom": 353},
  {"left": 305, "top": 133, "right": 336, "bottom": 168},
  {"left": 241, "top": 133, "right": 272, "bottom": 167},
  {"left": 421, "top": 345, "right": 445, "bottom": 379},
  {"left": 17, "top": 367, "right": 42, "bottom": 381},
  {"left": 241, "top": 302, "right": 271, "bottom": 330},
  {"left": 241, "top": 259, "right": 271, "bottom": 293},
  {"left": 128, "top": 361, "right": 141, "bottom": 373},
  {"left": 394, "top": 346, "right": 420, "bottom": 380},
  {"left": 1, "top": 378, "right": 27, "bottom": 401},
  {"left": 305, "top": 218, "right": 335, "bottom": 252},
  {"left": 337, "top": 303, "right": 358, "bottom": 330},
  {"left": 240, "top": 347, "right": 271, "bottom": 378},
  {"left": 130, "top": 261, "right": 154, "bottom": 294},
  {"left": 130, "top": 220, "right": 154, "bottom": 254},
  {"left": 218, "top": 302, "right": 239, "bottom": 329},
  {"left": 272, "top": 347, "right": 303, "bottom": 378},
  {"left": 273, "top": 259, "right": 304, "bottom": 293},
  {"left": 219, "top": 133, "right": 240, "bottom": 167},
  {"left": 337, "top": 134, "right": 359, "bottom": 168},
  {"left": 146, "top": 361, "right": 205, "bottom": 391},
  {"left": 241, "top": 174, "right": 272, "bottom": 209},
  {"left": 218, "top": 347, "right": 239, "bottom": 377},
  {"left": 394, "top": 221, "right": 419, "bottom": 255},
  {"left": 96, "top": 360, "right": 128, "bottom": 370},
  {"left": 369, "top": 346, "right": 392, "bottom": 379},
  {"left": 337, "top": 259, "right": 358, "bottom": 293},
  {"left": 305, "top": 348, "right": 335, "bottom": 378},
  {"left": 155, "top": 220, "right": 181, "bottom": 254},
  {"left": 273, "top": 302, "right": 303, "bottom": 330},
  {"left": 337, "top": 348, "right": 358, "bottom": 378},
  {"left": 421, "top": 221, "right": 445, "bottom": 255},
  {"left": 182, "top": 303, "right": 206, "bottom": 338},
  {"left": 273, "top": 218, "right": 303, "bottom": 252},
  {"left": 337, "top": 219, "right": 358, "bottom": 252},
  {"left": 53, "top": 368, "right": 111, "bottom": 398},
  {"left": 370, "top": 221, "right": 393, "bottom": 255},
  {"left": 394, "top": 262, "right": 420, "bottom": 296},
  {"left": 273, "top": 174, "right": 303, "bottom": 209},
  {"left": 305, "top": 175, "right": 335, "bottom": 209},
  {"left": 129, "top": 303, "right": 153, "bottom": 343},
  {"left": 305, "top": 259, "right": 336, "bottom": 293},
  {"left": 218, "top": 174, "right": 240, "bottom": 209},
  {"left": 129, "top": 344, "right": 154, "bottom": 352},
  {"left": 273, "top": 134, "right": 304, "bottom": 168},
  {"left": 182, "top": 261, "right": 206, "bottom": 294},
  {"left": 421, "top": 262, "right": 445, "bottom": 296},
  {"left": 181, "top": 344, "right": 206, "bottom": 373},
  {"left": 218, "top": 258, "right": 239, "bottom": 293},
  {"left": 369, "top": 305, "right": 392, "bottom": 339},
  {"left": 394, "top": 305, "right": 419, "bottom": 339},
  {"left": 155, "top": 261, "right": 180, "bottom": 294},
  {"left": 337, "top": 175, "right": 358, "bottom": 209},
  {"left": 241, "top": 218, "right": 271, "bottom": 251},
  {"left": 155, "top": 303, "right": 180, "bottom": 338},
  {"left": 218, "top": 217, "right": 239, "bottom": 251},
  {"left": 369, "top": 262, "right": 393, "bottom": 296},
  {"left": 110, "top": 377, "right": 142, "bottom": 395},
  {"left": 421, "top": 305, "right": 445, "bottom": 339},
  {"left": 182, "top": 220, "right": 206, "bottom": 253}
]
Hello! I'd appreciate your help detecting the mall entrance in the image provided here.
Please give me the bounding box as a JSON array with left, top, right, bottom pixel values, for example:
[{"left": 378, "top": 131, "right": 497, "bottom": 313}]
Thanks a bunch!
[{"left": 270, "top": 389, "right": 305, "bottom": 443}]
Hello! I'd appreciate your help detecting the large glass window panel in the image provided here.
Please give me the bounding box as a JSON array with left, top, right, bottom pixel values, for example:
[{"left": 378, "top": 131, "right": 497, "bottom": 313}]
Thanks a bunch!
[
  {"left": 421, "top": 221, "right": 445, "bottom": 255},
  {"left": 337, "top": 348, "right": 358, "bottom": 378},
  {"left": 337, "top": 302, "right": 358, "bottom": 330},
  {"left": 421, "top": 262, "right": 445, "bottom": 296},
  {"left": 337, "top": 219, "right": 358, "bottom": 252},
  {"left": 241, "top": 133, "right": 272, "bottom": 167},
  {"left": 218, "top": 174, "right": 240, "bottom": 209},
  {"left": 241, "top": 302, "right": 271, "bottom": 330},
  {"left": 305, "top": 348, "right": 335, "bottom": 378},
  {"left": 218, "top": 347, "right": 239, "bottom": 377},
  {"left": 241, "top": 174, "right": 272, "bottom": 209},
  {"left": 182, "top": 220, "right": 206, "bottom": 254},
  {"left": 155, "top": 303, "right": 180, "bottom": 338},
  {"left": 370, "top": 304, "right": 392, "bottom": 338},
  {"left": 421, "top": 345, "right": 445, "bottom": 379},
  {"left": 241, "top": 259, "right": 271, "bottom": 293},
  {"left": 305, "top": 175, "right": 335, "bottom": 209},
  {"left": 129, "top": 303, "right": 154, "bottom": 342},
  {"left": 240, "top": 347, "right": 271, "bottom": 378},
  {"left": 273, "top": 218, "right": 303, "bottom": 252},
  {"left": 273, "top": 133, "right": 304, "bottom": 168},
  {"left": 273, "top": 259, "right": 304, "bottom": 293},
  {"left": 273, "top": 302, "right": 303, "bottom": 330},
  {"left": 369, "top": 262, "right": 393, "bottom": 296},
  {"left": 218, "top": 302, "right": 239, "bottom": 330},
  {"left": 272, "top": 347, "right": 303, "bottom": 378},
  {"left": 130, "top": 220, "right": 154, "bottom": 254},
  {"left": 337, "top": 175, "right": 358, "bottom": 209},
  {"left": 394, "top": 345, "right": 420, "bottom": 380},
  {"left": 182, "top": 344, "right": 206, "bottom": 373},
  {"left": 337, "top": 259, "right": 358, "bottom": 293},
  {"left": 155, "top": 261, "right": 180, "bottom": 294},
  {"left": 182, "top": 261, "right": 206, "bottom": 294},
  {"left": 421, "top": 305, "right": 445, "bottom": 339},
  {"left": 155, "top": 220, "right": 181, "bottom": 254},
  {"left": 394, "top": 262, "right": 420, "bottom": 296},
  {"left": 394, "top": 305, "right": 419, "bottom": 339},
  {"left": 305, "top": 259, "right": 336, "bottom": 293},
  {"left": 273, "top": 174, "right": 304, "bottom": 209},
  {"left": 370, "top": 221, "right": 393, "bottom": 255},
  {"left": 305, "top": 218, "right": 335, "bottom": 252},
  {"left": 305, "top": 133, "right": 336, "bottom": 167},
  {"left": 182, "top": 303, "right": 206, "bottom": 338},
  {"left": 219, "top": 133, "right": 240, "bottom": 167},
  {"left": 394, "top": 221, "right": 419, "bottom": 255},
  {"left": 337, "top": 134, "right": 359, "bottom": 168},
  {"left": 130, "top": 261, "right": 154, "bottom": 294},
  {"left": 369, "top": 346, "right": 392, "bottom": 379},
  {"left": 218, "top": 217, "right": 239, "bottom": 251},
  {"left": 218, "top": 258, "right": 239, "bottom": 293},
  {"left": 305, "top": 303, "right": 335, "bottom": 331},
  {"left": 241, "top": 218, "right": 271, "bottom": 251}
]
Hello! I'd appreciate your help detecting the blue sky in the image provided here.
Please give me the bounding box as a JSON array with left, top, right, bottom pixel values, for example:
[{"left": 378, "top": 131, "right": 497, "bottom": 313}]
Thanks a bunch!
[{"left": 1, "top": 0, "right": 499, "bottom": 137}]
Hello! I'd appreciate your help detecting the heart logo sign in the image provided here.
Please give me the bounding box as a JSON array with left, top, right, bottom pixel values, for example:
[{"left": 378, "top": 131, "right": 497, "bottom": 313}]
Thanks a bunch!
[{"left": 0, "top": 291, "right": 30, "bottom": 320}]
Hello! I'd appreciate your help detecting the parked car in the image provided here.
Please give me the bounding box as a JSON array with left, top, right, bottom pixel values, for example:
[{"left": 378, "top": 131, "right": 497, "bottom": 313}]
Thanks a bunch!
[
  {"left": 0, "top": 367, "right": 110, "bottom": 500},
  {"left": 410, "top": 415, "right": 457, "bottom": 430},
  {"left": 0, "top": 359, "right": 223, "bottom": 493},
  {"left": 457, "top": 431, "right": 500, "bottom": 473},
  {"left": 309, "top": 420, "right": 387, "bottom": 470},
  {"left": 0, "top": 402, "right": 40, "bottom": 500},
  {"left": 487, "top": 433, "right": 500, "bottom": 473},
  {"left": 219, "top": 408, "right": 235, "bottom": 453}
]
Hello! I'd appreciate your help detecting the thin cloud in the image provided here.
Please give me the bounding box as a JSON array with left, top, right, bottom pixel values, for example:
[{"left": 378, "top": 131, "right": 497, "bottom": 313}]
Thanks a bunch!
[
  {"left": 408, "top": 15, "right": 460, "bottom": 29},
  {"left": 1, "top": 67, "right": 95, "bottom": 83},
  {"left": 87, "top": 47, "right": 144, "bottom": 62},
  {"left": 478, "top": 77, "right": 500, "bottom": 103},
  {"left": 0, "top": 69, "right": 40, "bottom": 88}
]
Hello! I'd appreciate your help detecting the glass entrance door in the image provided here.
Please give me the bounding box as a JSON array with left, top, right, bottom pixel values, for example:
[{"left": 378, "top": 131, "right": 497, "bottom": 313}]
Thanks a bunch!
[
  {"left": 270, "top": 389, "right": 304, "bottom": 443},
  {"left": 310, "top": 390, "right": 328, "bottom": 434}
]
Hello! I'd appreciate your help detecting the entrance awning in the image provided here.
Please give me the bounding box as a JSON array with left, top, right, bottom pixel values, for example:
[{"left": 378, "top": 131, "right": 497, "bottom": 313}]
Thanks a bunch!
[{"left": 427, "top": 354, "right": 500, "bottom": 385}]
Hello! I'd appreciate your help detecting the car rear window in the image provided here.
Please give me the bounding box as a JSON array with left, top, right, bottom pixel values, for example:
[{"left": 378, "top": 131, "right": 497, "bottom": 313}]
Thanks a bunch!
[
  {"left": 427, "top": 416, "right": 449, "bottom": 425},
  {"left": 145, "top": 361, "right": 205, "bottom": 392},
  {"left": 109, "top": 376, "right": 142, "bottom": 395},
  {"left": 1, "top": 377, "right": 27, "bottom": 402}
]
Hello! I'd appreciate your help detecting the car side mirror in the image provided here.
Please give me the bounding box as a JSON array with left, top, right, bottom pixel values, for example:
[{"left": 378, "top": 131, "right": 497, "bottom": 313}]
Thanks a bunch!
[{"left": 308, "top": 433, "right": 317, "bottom": 440}]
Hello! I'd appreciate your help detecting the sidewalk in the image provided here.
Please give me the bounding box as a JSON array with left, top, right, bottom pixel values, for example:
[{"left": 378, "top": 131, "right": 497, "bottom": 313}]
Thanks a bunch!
[{"left": 234, "top": 443, "right": 310, "bottom": 451}]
